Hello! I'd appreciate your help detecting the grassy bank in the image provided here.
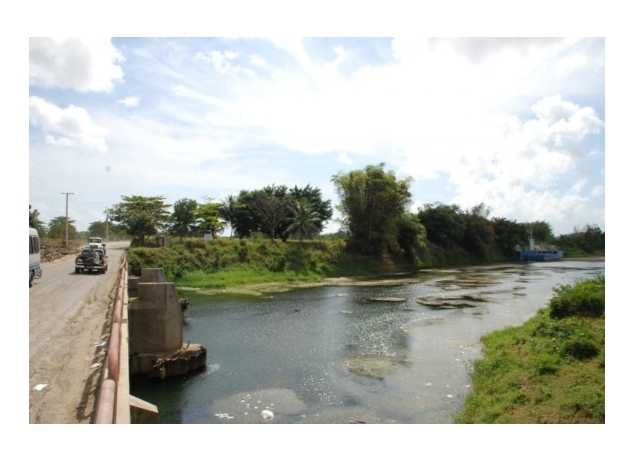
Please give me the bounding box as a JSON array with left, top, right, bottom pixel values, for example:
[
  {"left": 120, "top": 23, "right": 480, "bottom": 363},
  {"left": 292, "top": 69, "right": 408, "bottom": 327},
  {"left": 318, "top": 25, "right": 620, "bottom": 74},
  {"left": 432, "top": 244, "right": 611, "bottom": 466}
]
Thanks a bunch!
[
  {"left": 455, "top": 275, "right": 605, "bottom": 423},
  {"left": 127, "top": 238, "right": 414, "bottom": 288}
]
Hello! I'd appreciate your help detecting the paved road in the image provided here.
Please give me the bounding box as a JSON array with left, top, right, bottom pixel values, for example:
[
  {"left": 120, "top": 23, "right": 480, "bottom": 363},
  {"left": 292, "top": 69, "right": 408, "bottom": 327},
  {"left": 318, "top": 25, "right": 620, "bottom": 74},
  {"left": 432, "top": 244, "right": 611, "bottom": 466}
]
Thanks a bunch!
[{"left": 29, "top": 241, "right": 129, "bottom": 423}]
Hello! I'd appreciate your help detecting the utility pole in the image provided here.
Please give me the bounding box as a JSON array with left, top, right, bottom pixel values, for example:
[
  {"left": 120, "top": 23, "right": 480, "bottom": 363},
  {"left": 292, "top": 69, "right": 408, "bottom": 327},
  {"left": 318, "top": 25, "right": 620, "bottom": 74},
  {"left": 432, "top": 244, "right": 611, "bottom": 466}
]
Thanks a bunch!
[{"left": 61, "top": 192, "right": 74, "bottom": 248}]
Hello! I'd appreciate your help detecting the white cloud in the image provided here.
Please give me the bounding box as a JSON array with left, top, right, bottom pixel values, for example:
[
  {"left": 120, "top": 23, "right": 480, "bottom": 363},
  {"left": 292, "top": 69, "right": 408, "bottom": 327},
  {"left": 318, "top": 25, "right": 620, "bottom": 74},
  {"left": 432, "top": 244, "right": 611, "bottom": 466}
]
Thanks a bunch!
[
  {"left": 195, "top": 49, "right": 250, "bottom": 74},
  {"left": 29, "top": 37, "right": 124, "bottom": 92},
  {"left": 592, "top": 185, "right": 605, "bottom": 197},
  {"left": 337, "top": 153, "right": 352, "bottom": 165},
  {"left": 118, "top": 96, "right": 140, "bottom": 107},
  {"left": 45, "top": 135, "right": 75, "bottom": 147},
  {"left": 250, "top": 54, "right": 267, "bottom": 68},
  {"left": 29, "top": 95, "right": 109, "bottom": 152}
]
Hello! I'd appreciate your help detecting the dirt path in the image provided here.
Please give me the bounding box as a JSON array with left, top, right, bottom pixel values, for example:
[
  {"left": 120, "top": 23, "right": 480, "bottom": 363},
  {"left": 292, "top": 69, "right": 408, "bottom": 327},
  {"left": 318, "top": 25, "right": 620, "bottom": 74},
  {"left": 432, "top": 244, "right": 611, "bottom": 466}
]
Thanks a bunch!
[{"left": 29, "top": 242, "right": 129, "bottom": 423}]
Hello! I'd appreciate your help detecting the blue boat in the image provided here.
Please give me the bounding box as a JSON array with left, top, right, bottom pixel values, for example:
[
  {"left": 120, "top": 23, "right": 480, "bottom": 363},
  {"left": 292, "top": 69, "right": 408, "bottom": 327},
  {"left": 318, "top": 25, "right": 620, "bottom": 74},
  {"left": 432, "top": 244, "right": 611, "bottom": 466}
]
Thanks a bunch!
[{"left": 518, "top": 233, "right": 563, "bottom": 261}]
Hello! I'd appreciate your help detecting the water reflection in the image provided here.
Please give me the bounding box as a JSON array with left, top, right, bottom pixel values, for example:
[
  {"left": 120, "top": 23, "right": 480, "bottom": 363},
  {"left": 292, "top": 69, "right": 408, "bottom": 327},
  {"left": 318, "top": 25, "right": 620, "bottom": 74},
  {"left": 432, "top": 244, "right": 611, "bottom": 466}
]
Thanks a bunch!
[{"left": 130, "top": 260, "right": 604, "bottom": 423}]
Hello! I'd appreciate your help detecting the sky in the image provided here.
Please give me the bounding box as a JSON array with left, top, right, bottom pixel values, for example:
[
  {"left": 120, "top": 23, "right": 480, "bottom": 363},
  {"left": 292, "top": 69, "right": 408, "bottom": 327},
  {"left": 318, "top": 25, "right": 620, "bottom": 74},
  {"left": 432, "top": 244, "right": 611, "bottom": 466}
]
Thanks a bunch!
[{"left": 28, "top": 37, "right": 605, "bottom": 237}]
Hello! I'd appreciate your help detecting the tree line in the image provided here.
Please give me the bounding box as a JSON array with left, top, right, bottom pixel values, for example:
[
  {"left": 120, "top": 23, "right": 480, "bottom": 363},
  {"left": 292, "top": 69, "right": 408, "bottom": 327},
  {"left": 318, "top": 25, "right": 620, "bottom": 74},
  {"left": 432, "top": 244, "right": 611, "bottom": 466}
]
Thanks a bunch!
[
  {"left": 102, "top": 184, "right": 333, "bottom": 246},
  {"left": 29, "top": 163, "right": 604, "bottom": 260},
  {"left": 332, "top": 163, "right": 603, "bottom": 262}
]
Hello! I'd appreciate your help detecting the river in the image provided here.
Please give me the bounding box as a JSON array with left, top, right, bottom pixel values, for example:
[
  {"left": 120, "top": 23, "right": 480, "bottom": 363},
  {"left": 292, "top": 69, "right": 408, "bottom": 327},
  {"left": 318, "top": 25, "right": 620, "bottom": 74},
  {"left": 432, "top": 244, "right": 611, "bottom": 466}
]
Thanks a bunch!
[{"left": 129, "top": 259, "right": 604, "bottom": 423}]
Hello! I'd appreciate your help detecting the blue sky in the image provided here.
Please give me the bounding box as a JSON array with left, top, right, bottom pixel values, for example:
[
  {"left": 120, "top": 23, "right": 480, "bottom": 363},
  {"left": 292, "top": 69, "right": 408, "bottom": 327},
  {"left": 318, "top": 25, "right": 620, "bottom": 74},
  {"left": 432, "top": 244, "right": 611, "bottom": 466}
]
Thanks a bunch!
[{"left": 28, "top": 36, "right": 605, "bottom": 236}]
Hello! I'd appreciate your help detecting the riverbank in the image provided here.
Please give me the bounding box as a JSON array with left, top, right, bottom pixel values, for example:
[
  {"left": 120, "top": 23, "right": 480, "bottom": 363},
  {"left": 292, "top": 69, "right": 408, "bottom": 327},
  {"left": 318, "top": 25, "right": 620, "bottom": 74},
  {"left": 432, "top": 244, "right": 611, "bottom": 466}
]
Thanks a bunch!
[
  {"left": 174, "top": 257, "right": 602, "bottom": 297},
  {"left": 454, "top": 274, "right": 605, "bottom": 423}
]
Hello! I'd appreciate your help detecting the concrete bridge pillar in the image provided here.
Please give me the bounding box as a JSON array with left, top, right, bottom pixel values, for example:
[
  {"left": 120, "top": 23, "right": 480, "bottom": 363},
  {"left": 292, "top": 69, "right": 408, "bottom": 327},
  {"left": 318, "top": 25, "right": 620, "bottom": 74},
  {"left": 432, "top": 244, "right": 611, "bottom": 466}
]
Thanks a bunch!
[{"left": 128, "top": 281, "right": 183, "bottom": 355}]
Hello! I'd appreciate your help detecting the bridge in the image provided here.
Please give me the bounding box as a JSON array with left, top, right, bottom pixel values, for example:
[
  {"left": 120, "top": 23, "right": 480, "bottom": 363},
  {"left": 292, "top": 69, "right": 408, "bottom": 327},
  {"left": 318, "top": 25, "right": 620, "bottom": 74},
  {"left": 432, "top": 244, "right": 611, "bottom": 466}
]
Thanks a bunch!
[{"left": 93, "top": 256, "right": 206, "bottom": 423}]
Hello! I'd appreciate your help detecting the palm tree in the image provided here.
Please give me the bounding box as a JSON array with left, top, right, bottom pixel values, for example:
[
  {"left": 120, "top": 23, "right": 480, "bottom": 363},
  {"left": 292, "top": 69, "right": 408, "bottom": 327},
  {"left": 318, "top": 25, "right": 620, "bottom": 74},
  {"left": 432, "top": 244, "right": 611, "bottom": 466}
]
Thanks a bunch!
[
  {"left": 285, "top": 200, "right": 322, "bottom": 242},
  {"left": 219, "top": 195, "right": 238, "bottom": 238}
]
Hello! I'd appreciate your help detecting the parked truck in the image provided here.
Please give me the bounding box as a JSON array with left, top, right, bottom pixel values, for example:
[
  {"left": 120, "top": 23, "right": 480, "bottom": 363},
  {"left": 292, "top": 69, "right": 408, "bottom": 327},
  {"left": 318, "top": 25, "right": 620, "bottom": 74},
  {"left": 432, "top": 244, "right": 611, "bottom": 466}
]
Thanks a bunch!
[{"left": 75, "top": 245, "right": 108, "bottom": 274}]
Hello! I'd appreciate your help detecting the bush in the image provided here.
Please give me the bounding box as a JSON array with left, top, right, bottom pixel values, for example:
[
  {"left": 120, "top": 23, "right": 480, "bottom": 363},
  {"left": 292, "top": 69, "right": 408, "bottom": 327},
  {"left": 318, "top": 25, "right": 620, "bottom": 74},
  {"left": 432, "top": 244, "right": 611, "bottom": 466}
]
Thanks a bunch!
[
  {"left": 561, "top": 338, "right": 599, "bottom": 360},
  {"left": 549, "top": 277, "right": 605, "bottom": 319}
]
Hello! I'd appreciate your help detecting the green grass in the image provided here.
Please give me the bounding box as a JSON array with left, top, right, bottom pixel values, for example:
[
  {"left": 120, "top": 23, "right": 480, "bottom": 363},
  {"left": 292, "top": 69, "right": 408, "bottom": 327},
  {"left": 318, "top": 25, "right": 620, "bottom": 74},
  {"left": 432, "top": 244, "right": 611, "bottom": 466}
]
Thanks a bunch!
[
  {"left": 455, "top": 275, "right": 605, "bottom": 423},
  {"left": 127, "top": 237, "right": 418, "bottom": 288},
  {"left": 177, "top": 267, "right": 322, "bottom": 289}
]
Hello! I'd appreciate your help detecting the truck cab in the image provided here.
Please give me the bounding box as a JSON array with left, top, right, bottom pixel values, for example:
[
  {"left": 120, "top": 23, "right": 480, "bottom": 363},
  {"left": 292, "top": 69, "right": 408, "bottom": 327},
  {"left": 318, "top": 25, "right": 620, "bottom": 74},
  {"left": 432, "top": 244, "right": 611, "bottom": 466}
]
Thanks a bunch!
[{"left": 88, "top": 237, "right": 106, "bottom": 256}]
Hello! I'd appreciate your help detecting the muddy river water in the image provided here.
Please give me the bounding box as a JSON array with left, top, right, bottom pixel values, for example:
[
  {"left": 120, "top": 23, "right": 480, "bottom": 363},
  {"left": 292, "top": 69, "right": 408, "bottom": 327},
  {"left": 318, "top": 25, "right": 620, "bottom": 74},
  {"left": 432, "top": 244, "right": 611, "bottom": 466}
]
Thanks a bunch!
[{"left": 130, "top": 259, "right": 604, "bottom": 423}]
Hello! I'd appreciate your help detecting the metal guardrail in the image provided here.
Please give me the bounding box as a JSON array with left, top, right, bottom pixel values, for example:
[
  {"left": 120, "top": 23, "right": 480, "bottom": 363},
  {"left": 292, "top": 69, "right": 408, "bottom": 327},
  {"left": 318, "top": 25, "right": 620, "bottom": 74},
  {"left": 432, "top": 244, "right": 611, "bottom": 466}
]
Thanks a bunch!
[{"left": 94, "top": 253, "right": 129, "bottom": 423}]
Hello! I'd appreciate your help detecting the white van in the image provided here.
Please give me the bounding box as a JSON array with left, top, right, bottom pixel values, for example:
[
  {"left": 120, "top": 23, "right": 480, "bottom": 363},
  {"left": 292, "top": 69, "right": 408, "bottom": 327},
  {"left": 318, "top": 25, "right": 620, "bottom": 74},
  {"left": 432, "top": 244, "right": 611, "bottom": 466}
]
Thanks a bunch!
[{"left": 29, "top": 228, "right": 42, "bottom": 287}]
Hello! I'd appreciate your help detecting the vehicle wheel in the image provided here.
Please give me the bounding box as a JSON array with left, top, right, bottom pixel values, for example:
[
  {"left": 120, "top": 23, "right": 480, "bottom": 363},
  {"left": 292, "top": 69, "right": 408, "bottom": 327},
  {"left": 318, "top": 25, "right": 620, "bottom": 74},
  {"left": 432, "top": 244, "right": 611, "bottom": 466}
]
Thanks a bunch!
[
  {"left": 75, "top": 267, "right": 80, "bottom": 274},
  {"left": 29, "top": 273, "right": 33, "bottom": 288}
]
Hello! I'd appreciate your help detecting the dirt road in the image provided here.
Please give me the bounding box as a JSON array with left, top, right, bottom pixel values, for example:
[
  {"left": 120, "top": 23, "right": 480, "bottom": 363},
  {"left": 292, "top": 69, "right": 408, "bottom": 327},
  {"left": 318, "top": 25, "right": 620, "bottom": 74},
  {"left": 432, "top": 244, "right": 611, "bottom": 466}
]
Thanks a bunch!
[{"left": 29, "top": 241, "right": 129, "bottom": 423}]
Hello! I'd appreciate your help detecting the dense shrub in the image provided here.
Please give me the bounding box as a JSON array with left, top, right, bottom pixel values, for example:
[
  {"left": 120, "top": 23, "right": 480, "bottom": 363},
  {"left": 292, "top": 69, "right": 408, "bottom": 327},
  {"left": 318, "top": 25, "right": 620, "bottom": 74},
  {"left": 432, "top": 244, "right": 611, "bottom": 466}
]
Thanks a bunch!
[
  {"left": 561, "top": 338, "right": 600, "bottom": 360},
  {"left": 549, "top": 276, "right": 605, "bottom": 319}
]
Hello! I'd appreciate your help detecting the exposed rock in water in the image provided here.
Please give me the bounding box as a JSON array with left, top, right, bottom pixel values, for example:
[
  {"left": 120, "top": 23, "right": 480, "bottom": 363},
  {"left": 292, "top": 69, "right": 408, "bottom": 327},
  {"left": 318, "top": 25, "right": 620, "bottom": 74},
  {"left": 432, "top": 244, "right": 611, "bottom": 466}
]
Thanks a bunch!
[
  {"left": 435, "top": 273, "right": 501, "bottom": 289},
  {"left": 417, "top": 293, "right": 488, "bottom": 309},
  {"left": 341, "top": 354, "right": 398, "bottom": 379},
  {"left": 366, "top": 297, "right": 407, "bottom": 303}
]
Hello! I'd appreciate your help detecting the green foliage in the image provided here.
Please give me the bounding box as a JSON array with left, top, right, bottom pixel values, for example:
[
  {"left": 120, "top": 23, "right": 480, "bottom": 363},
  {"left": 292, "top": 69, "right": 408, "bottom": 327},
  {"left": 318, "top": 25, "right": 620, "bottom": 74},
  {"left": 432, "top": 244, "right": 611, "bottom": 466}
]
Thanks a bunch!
[
  {"left": 491, "top": 217, "right": 528, "bottom": 260},
  {"left": 127, "top": 246, "right": 202, "bottom": 280},
  {"left": 561, "top": 338, "right": 599, "bottom": 360},
  {"left": 555, "top": 224, "right": 604, "bottom": 255},
  {"left": 332, "top": 163, "right": 412, "bottom": 254},
  {"left": 418, "top": 203, "right": 466, "bottom": 248},
  {"left": 456, "top": 276, "right": 605, "bottom": 423},
  {"left": 169, "top": 198, "right": 199, "bottom": 240},
  {"left": 532, "top": 353, "right": 561, "bottom": 376},
  {"left": 396, "top": 213, "right": 428, "bottom": 265},
  {"left": 47, "top": 216, "right": 78, "bottom": 239},
  {"left": 249, "top": 191, "right": 289, "bottom": 239},
  {"left": 549, "top": 277, "right": 605, "bottom": 319},
  {"left": 463, "top": 206, "right": 496, "bottom": 260},
  {"left": 223, "top": 184, "right": 332, "bottom": 241},
  {"left": 127, "top": 237, "right": 413, "bottom": 287},
  {"left": 196, "top": 199, "right": 225, "bottom": 237},
  {"left": 29, "top": 205, "right": 47, "bottom": 237},
  {"left": 285, "top": 200, "right": 322, "bottom": 242},
  {"left": 523, "top": 220, "right": 554, "bottom": 243},
  {"left": 218, "top": 195, "right": 238, "bottom": 238},
  {"left": 106, "top": 195, "right": 171, "bottom": 246}
]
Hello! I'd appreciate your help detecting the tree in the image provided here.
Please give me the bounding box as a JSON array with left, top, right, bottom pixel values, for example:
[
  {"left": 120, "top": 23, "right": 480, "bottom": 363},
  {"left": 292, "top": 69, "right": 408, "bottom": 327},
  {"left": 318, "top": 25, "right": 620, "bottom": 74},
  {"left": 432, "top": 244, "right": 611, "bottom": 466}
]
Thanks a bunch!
[
  {"left": 249, "top": 192, "right": 289, "bottom": 240},
  {"left": 218, "top": 195, "right": 238, "bottom": 238},
  {"left": 463, "top": 204, "right": 496, "bottom": 259},
  {"left": 288, "top": 184, "right": 333, "bottom": 234},
  {"left": 88, "top": 220, "right": 125, "bottom": 240},
  {"left": 196, "top": 200, "right": 225, "bottom": 237},
  {"left": 396, "top": 213, "right": 428, "bottom": 263},
  {"left": 29, "top": 205, "right": 47, "bottom": 237},
  {"left": 169, "top": 198, "right": 199, "bottom": 240},
  {"left": 491, "top": 217, "right": 528, "bottom": 260},
  {"left": 47, "top": 216, "right": 78, "bottom": 239},
  {"left": 284, "top": 200, "right": 322, "bottom": 242},
  {"left": 88, "top": 221, "right": 108, "bottom": 238},
  {"left": 523, "top": 220, "right": 554, "bottom": 243},
  {"left": 332, "top": 163, "right": 412, "bottom": 254},
  {"left": 106, "top": 195, "right": 171, "bottom": 246},
  {"left": 417, "top": 203, "right": 467, "bottom": 248}
]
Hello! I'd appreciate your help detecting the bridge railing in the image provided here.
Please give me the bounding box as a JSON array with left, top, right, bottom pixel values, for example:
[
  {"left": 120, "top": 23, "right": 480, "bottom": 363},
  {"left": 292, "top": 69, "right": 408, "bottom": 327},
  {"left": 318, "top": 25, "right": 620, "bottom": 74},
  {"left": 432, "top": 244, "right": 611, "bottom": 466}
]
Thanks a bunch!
[{"left": 94, "top": 253, "right": 130, "bottom": 423}]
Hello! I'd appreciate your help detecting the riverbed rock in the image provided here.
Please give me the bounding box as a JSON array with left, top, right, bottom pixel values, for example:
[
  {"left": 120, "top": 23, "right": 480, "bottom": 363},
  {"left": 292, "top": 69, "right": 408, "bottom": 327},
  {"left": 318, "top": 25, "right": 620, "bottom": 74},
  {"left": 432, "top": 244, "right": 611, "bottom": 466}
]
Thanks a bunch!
[
  {"left": 367, "top": 297, "right": 407, "bottom": 303},
  {"left": 435, "top": 273, "right": 501, "bottom": 289},
  {"left": 417, "top": 293, "right": 488, "bottom": 309},
  {"left": 341, "top": 354, "right": 398, "bottom": 379}
]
